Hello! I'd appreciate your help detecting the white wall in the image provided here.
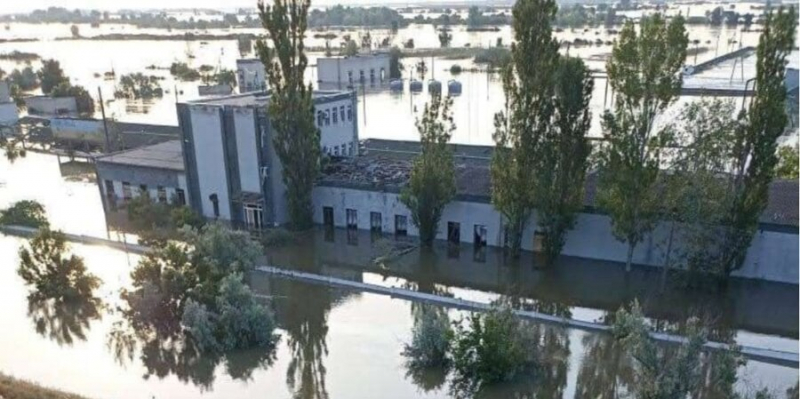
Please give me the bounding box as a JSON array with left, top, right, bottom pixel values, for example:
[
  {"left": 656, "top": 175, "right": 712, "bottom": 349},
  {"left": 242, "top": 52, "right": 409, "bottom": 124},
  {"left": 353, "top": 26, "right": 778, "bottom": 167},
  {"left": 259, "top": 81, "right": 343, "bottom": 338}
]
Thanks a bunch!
[
  {"left": 233, "top": 108, "right": 261, "bottom": 193},
  {"left": 316, "top": 97, "right": 357, "bottom": 156},
  {"left": 237, "top": 60, "right": 266, "bottom": 93},
  {"left": 317, "top": 54, "right": 391, "bottom": 85},
  {"left": 24, "top": 96, "right": 77, "bottom": 116},
  {"left": 0, "top": 102, "right": 17, "bottom": 126},
  {"left": 312, "top": 186, "right": 799, "bottom": 284},
  {"left": 189, "top": 106, "right": 231, "bottom": 219}
]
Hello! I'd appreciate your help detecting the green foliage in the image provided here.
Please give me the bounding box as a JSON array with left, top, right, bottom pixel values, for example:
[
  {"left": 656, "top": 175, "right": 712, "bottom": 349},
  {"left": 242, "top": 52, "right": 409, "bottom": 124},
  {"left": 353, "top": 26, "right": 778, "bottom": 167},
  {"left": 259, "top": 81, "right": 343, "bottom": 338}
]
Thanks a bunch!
[
  {"left": 170, "top": 205, "right": 205, "bottom": 230},
  {"left": 473, "top": 47, "right": 511, "bottom": 70},
  {"left": 404, "top": 304, "right": 453, "bottom": 368},
  {"left": 612, "top": 300, "right": 746, "bottom": 399},
  {"left": 17, "top": 227, "right": 101, "bottom": 300},
  {"left": 556, "top": 4, "right": 589, "bottom": 28},
  {"left": 389, "top": 46, "right": 403, "bottom": 79},
  {"left": 169, "top": 62, "right": 201, "bottom": 81},
  {"left": 260, "top": 228, "right": 296, "bottom": 247},
  {"left": 343, "top": 39, "right": 358, "bottom": 56},
  {"left": 37, "top": 59, "right": 69, "bottom": 95},
  {"left": 257, "top": 0, "right": 320, "bottom": 230},
  {"left": 491, "top": 0, "right": 559, "bottom": 258},
  {"left": 535, "top": 56, "right": 593, "bottom": 264},
  {"left": 308, "top": 5, "right": 405, "bottom": 28},
  {"left": 213, "top": 273, "right": 275, "bottom": 349},
  {"left": 115, "top": 73, "right": 163, "bottom": 99},
  {"left": 450, "top": 307, "right": 539, "bottom": 394},
  {"left": 720, "top": 7, "right": 797, "bottom": 276},
  {"left": 51, "top": 82, "right": 94, "bottom": 115},
  {"left": 596, "top": 14, "right": 687, "bottom": 271},
  {"left": 0, "top": 200, "right": 49, "bottom": 228},
  {"left": 400, "top": 94, "right": 456, "bottom": 246},
  {"left": 8, "top": 66, "right": 40, "bottom": 91},
  {"left": 438, "top": 29, "right": 452, "bottom": 48},
  {"left": 776, "top": 145, "right": 799, "bottom": 179},
  {"left": 237, "top": 35, "right": 253, "bottom": 57}
]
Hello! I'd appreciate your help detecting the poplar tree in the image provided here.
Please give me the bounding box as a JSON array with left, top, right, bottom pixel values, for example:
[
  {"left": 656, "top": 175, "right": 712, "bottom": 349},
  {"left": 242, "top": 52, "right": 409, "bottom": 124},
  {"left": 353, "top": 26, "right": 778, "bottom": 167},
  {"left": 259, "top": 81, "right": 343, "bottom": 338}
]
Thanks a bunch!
[
  {"left": 257, "top": 0, "right": 320, "bottom": 230},
  {"left": 400, "top": 94, "right": 456, "bottom": 247},
  {"left": 491, "top": 0, "right": 559, "bottom": 258},
  {"left": 596, "top": 14, "right": 687, "bottom": 272},
  {"left": 720, "top": 6, "right": 797, "bottom": 276},
  {"left": 535, "top": 57, "right": 594, "bottom": 265}
]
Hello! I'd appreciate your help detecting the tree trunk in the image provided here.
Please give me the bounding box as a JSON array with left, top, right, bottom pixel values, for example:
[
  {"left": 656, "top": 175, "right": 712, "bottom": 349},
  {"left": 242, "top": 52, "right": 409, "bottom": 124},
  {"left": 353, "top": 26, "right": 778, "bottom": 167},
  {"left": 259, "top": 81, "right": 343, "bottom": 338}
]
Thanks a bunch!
[
  {"left": 661, "top": 221, "right": 676, "bottom": 292},
  {"left": 625, "top": 243, "right": 635, "bottom": 273}
]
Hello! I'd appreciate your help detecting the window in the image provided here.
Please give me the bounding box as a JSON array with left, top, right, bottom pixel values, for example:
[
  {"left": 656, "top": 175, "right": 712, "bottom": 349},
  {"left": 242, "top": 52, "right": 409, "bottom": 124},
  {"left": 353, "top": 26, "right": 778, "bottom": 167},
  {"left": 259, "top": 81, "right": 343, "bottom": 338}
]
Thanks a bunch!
[
  {"left": 448, "top": 222, "right": 461, "bottom": 245},
  {"left": 325, "top": 109, "right": 331, "bottom": 126},
  {"left": 332, "top": 107, "right": 338, "bottom": 124},
  {"left": 359, "top": 70, "right": 365, "bottom": 83},
  {"left": 175, "top": 188, "right": 186, "bottom": 206},
  {"left": 340, "top": 105, "right": 345, "bottom": 122},
  {"left": 370, "top": 68, "right": 375, "bottom": 83},
  {"left": 139, "top": 184, "right": 148, "bottom": 197},
  {"left": 347, "top": 70, "right": 353, "bottom": 83},
  {"left": 347, "top": 228, "right": 359, "bottom": 246},
  {"left": 533, "top": 231, "right": 545, "bottom": 253},
  {"left": 317, "top": 111, "right": 324, "bottom": 126},
  {"left": 157, "top": 186, "right": 167, "bottom": 203},
  {"left": 244, "top": 203, "right": 263, "bottom": 230},
  {"left": 333, "top": 146, "right": 339, "bottom": 156},
  {"left": 323, "top": 206, "right": 334, "bottom": 226},
  {"left": 347, "top": 105, "right": 353, "bottom": 121},
  {"left": 380, "top": 68, "right": 385, "bottom": 81},
  {"left": 395, "top": 215, "right": 407, "bottom": 236},
  {"left": 348, "top": 143, "right": 353, "bottom": 156},
  {"left": 210, "top": 194, "right": 220, "bottom": 218},
  {"left": 370, "top": 212, "right": 382, "bottom": 232},
  {"left": 346, "top": 209, "right": 357, "bottom": 229},
  {"left": 122, "top": 182, "right": 132, "bottom": 200},
  {"left": 474, "top": 225, "right": 487, "bottom": 247}
]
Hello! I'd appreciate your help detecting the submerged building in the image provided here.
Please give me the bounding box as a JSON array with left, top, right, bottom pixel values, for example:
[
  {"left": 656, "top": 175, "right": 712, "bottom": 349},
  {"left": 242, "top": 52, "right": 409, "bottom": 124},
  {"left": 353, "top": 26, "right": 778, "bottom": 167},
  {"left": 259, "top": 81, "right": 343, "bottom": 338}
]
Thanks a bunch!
[{"left": 316, "top": 52, "right": 391, "bottom": 88}]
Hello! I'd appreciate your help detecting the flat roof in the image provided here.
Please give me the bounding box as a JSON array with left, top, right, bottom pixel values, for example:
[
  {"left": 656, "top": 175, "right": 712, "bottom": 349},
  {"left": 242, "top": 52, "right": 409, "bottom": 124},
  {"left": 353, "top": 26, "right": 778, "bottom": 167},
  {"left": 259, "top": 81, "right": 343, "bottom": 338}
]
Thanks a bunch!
[
  {"left": 96, "top": 140, "right": 184, "bottom": 171},
  {"left": 184, "top": 89, "right": 354, "bottom": 107},
  {"left": 684, "top": 49, "right": 800, "bottom": 92}
]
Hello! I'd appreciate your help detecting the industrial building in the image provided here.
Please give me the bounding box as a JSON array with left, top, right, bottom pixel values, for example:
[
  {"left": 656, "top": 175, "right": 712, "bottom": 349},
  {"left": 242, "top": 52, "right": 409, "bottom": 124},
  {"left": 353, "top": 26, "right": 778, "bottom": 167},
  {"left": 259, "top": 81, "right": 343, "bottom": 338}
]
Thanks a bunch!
[
  {"left": 236, "top": 59, "right": 267, "bottom": 93},
  {"left": 177, "top": 89, "right": 359, "bottom": 228},
  {"left": 0, "top": 81, "right": 18, "bottom": 126},
  {"left": 316, "top": 52, "right": 391, "bottom": 88}
]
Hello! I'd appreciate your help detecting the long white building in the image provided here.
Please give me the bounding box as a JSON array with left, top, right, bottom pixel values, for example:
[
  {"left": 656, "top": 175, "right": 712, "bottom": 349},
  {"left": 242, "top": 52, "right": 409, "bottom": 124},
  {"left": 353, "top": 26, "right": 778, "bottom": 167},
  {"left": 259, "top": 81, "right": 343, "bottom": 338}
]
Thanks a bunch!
[{"left": 316, "top": 52, "right": 391, "bottom": 88}]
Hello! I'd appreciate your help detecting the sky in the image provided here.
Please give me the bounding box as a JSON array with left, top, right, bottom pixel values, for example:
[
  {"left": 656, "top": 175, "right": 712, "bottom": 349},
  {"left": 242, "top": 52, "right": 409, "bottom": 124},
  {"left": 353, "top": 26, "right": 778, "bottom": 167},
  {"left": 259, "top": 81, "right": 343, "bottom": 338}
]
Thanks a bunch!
[{"left": 0, "top": 0, "right": 477, "bottom": 14}]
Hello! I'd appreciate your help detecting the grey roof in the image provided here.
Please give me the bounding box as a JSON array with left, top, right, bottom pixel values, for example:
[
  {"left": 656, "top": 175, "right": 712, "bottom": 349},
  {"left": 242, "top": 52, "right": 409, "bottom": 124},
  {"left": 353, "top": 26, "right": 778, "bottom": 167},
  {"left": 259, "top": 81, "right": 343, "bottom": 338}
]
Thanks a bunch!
[
  {"left": 320, "top": 139, "right": 799, "bottom": 228},
  {"left": 96, "top": 140, "right": 184, "bottom": 171},
  {"left": 185, "top": 90, "right": 354, "bottom": 107}
]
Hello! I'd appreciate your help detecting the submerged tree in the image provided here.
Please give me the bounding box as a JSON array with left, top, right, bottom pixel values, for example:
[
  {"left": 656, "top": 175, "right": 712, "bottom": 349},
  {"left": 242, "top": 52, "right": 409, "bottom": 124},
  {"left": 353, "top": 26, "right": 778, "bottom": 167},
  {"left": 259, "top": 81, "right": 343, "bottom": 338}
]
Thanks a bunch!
[
  {"left": 0, "top": 200, "right": 49, "bottom": 228},
  {"left": 51, "top": 82, "right": 94, "bottom": 116},
  {"left": 534, "top": 56, "right": 594, "bottom": 265},
  {"left": 491, "top": 0, "right": 559, "bottom": 258},
  {"left": 719, "top": 7, "right": 797, "bottom": 277},
  {"left": 37, "top": 59, "right": 69, "bottom": 95},
  {"left": 596, "top": 14, "right": 688, "bottom": 272},
  {"left": 400, "top": 94, "right": 456, "bottom": 247},
  {"left": 257, "top": 0, "right": 320, "bottom": 230},
  {"left": 17, "top": 227, "right": 101, "bottom": 300}
]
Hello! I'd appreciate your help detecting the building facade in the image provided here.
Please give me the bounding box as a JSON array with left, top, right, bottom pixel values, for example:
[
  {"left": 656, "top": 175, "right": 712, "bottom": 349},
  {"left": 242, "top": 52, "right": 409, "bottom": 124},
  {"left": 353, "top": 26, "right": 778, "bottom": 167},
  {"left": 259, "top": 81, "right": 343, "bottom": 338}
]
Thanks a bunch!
[
  {"left": 317, "top": 53, "right": 391, "bottom": 88},
  {"left": 178, "top": 90, "right": 358, "bottom": 229},
  {"left": 0, "top": 81, "right": 17, "bottom": 126},
  {"left": 236, "top": 59, "right": 267, "bottom": 93}
]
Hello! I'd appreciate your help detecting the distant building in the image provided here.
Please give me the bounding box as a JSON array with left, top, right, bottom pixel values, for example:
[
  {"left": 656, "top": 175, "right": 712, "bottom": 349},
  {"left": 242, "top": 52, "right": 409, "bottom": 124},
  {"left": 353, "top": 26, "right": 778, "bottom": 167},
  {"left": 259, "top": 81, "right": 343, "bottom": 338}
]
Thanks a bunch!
[
  {"left": 236, "top": 59, "right": 266, "bottom": 93},
  {"left": 198, "top": 84, "right": 234, "bottom": 97},
  {"left": 317, "top": 53, "right": 391, "bottom": 88},
  {"left": 96, "top": 140, "right": 189, "bottom": 210},
  {"left": 45, "top": 116, "right": 180, "bottom": 151},
  {"left": 177, "top": 90, "right": 358, "bottom": 228},
  {"left": 0, "top": 81, "right": 18, "bottom": 126},
  {"left": 24, "top": 96, "right": 77, "bottom": 116}
]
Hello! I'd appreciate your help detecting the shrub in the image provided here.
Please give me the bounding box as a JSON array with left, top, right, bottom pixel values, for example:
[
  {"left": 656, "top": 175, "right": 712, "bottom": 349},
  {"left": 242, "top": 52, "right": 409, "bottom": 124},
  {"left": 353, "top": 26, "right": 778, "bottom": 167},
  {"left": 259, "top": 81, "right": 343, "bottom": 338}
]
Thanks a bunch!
[
  {"left": 449, "top": 64, "right": 462, "bottom": 74},
  {"left": 170, "top": 62, "right": 201, "bottom": 81},
  {"left": 261, "top": 228, "right": 296, "bottom": 247},
  {"left": 0, "top": 200, "right": 49, "bottom": 228},
  {"left": 473, "top": 47, "right": 511, "bottom": 69},
  {"left": 450, "top": 307, "right": 538, "bottom": 394},
  {"left": 403, "top": 305, "right": 453, "bottom": 368}
]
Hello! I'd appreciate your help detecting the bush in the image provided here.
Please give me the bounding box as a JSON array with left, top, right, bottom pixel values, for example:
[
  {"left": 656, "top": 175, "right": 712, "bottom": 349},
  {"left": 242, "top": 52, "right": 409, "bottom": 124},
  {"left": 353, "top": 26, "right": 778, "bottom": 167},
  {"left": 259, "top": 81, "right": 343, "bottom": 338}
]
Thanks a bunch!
[
  {"left": 775, "top": 145, "right": 798, "bottom": 180},
  {"left": 450, "top": 64, "right": 462, "bottom": 74},
  {"left": 403, "top": 305, "right": 453, "bottom": 368},
  {"left": 51, "top": 82, "right": 95, "bottom": 115},
  {"left": 450, "top": 307, "right": 538, "bottom": 394},
  {"left": 170, "top": 62, "right": 201, "bottom": 81},
  {"left": 261, "top": 228, "right": 296, "bottom": 247},
  {"left": 17, "top": 227, "right": 101, "bottom": 300},
  {"left": 0, "top": 200, "right": 49, "bottom": 228},
  {"left": 170, "top": 205, "right": 205, "bottom": 230},
  {"left": 473, "top": 47, "right": 511, "bottom": 69}
]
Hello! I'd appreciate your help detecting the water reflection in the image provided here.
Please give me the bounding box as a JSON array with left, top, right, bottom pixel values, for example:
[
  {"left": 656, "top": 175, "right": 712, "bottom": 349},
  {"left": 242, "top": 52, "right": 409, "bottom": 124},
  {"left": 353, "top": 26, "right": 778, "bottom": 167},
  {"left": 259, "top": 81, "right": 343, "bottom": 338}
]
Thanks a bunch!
[
  {"left": 574, "top": 329, "right": 633, "bottom": 399},
  {"left": 26, "top": 293, "right": 103, "bottom": 346}
]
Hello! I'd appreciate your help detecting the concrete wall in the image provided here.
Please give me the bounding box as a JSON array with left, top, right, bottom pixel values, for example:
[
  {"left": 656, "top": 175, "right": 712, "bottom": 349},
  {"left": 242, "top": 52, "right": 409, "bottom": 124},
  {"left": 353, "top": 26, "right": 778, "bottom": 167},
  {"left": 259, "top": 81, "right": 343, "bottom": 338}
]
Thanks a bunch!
[
  {"left": 25, "top": 96, "right": 77, "bottom": 116},
  {"left": 188, "top": 105, "right": 231, "bottom": 219},
  {"left": 317, "top": 54, "right": 391, "bottom": 86},
  {"left": 312, "top": 186, "right": 799, "bottom": 284},
  {"left": 233, "top": 107, "right": 261, "bottom": 194},
  {"left": 316, "top": 96, "right": 358, "bottom": 157},
  {"left": 50, "top": 118, "right": 106, "bottom": 145},
  {"left": 236, "top": 60, "right": 266, "bottom": 93},
  {"left": 0, "top": 81, "right": 10, "bottom": 103},
  {"left": 198, "top": 84, "right": 234, "bottom": 97},
  {"left": 0, "top": 102, "right": 18, "bottom": 126},
  {"left": 96, "top": 162, "right": 188, "bottom": 206}
]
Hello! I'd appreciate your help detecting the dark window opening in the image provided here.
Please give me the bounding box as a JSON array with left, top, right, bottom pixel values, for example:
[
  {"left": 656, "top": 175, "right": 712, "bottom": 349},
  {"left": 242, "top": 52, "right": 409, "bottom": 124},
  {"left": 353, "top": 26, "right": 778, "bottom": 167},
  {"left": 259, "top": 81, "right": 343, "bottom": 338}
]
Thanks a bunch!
[
  {"left": 139, "top": 184, "right": 148, "bottom": 196},
  {"left": 324, "top": 225, "right": 334, "bottom": 242},
  {"left": 210, "top": 194, "right": 220, "bottom": 218},
  {"left": 157, "top": 186, "right": 167, "bottom": 203},
  {"left": 447, "top": 222, "right": 461, "bottom": 245},
  {"left": 104, "top": 180, "right": 115, "bottom": 196},
  {"left": 323, "top": 206, "right": 334, "bottom": 226},
  {"left": 347, "top": 228, "right": 358, "bottom": 246},
  {"left": 346, "top": 209, "right": 357, "bottom": 229},
  {"left": 474, "top": 225, "right": 487, "bottom": 247},
  {"left": 244, "top": 203, "right": 263, "bottom": 230},
  {"left": 395, "top": 215, "right": 407, "bottom": 236},
  {"left": 340, "top": 106, "right": 345, "bottom": 122},
  {"left": 175, "top": 189, "right": 186, "bottom": 206},
  {"left": 122, "top": 182, "right": 132, "bottom": 200},
  {"left": 370, "top": 212, "right": 382, "bottom": 232}
]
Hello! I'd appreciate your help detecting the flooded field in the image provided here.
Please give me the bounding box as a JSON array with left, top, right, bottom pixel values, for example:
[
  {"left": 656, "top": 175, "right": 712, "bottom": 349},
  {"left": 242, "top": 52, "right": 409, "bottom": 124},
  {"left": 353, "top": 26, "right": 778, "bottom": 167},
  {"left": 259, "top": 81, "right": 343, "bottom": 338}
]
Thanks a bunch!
[{"left": 0, "top": 147, "right": 797, "bottom": 398}]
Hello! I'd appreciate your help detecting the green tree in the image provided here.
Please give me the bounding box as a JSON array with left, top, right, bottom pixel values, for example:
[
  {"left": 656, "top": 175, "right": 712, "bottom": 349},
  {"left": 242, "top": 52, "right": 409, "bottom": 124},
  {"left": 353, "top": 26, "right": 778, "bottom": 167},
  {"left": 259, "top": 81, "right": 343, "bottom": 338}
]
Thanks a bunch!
[
  {"left": 403, "top": 304, "right": 452, "bottom": 368},
  {"left": 438, "top": 29, "right": 452, "bottom": 48},
  {"left": 534, "top": 56, "right": 594, "bottom": 265},
  {"left": 51, "top": 82, "right": 94, "bottom": 116},
  {"left": 257, "top": 0, "right": 320, "bottom": 230},
  {"left": 237, "top": 35, "right": 253, "bottom": 57},
  {"left": 37, "top": 59, "right": 69, "bottom": 95},
  {"left": 467, "top": 6, "right": 482, "bottom": 28},
  {"left": 0, "top": 200, "right": 49, "bottom": 228},
  {"left": 17, "top": 227, "right": 101, "bottom": 300},
  {"left": 343, "top": 39, "right": 358, "bottom": 56},
  {"left": 596, "top": 14, "right": 687, "bottom": 272},
  {"left": 491, "top": 0, "right": 559, "bottom": 258},
  {"left": 775, "top": 145, "right": 798, "bottom": 179},
  {"left": 389, "top": 46, "right": 403, "bottom": 79},
  {"left": 70, "top": 24, "right": 80, "bottom": 37},
  {"left": 400, "top": 94, "right": 456, "bottom": 246},
  {"left": 720, "top": 7, "right": 797, "bottom": 276}
]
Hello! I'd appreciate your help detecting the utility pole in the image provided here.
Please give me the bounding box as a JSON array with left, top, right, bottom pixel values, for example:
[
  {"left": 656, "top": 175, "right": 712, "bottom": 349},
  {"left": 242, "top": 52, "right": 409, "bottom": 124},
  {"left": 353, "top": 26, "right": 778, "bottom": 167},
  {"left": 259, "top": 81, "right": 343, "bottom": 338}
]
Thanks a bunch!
[
  {"left": 98, "top": 87, "right": 110, "bottom": 153},
  {"left": 362, "top": 83, "right": 366, "bottom": 125}
]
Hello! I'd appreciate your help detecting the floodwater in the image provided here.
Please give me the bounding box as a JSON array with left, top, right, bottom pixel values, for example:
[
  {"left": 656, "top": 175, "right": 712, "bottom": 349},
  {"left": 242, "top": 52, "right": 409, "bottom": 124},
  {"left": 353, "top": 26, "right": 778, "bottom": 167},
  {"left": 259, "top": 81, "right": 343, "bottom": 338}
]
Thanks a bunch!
[
  {"left": 0, "top": 149, "right": 798, "bottom": 398},
  {"left": 0, "top": 12, "right": 787, "bottom": 145}
]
